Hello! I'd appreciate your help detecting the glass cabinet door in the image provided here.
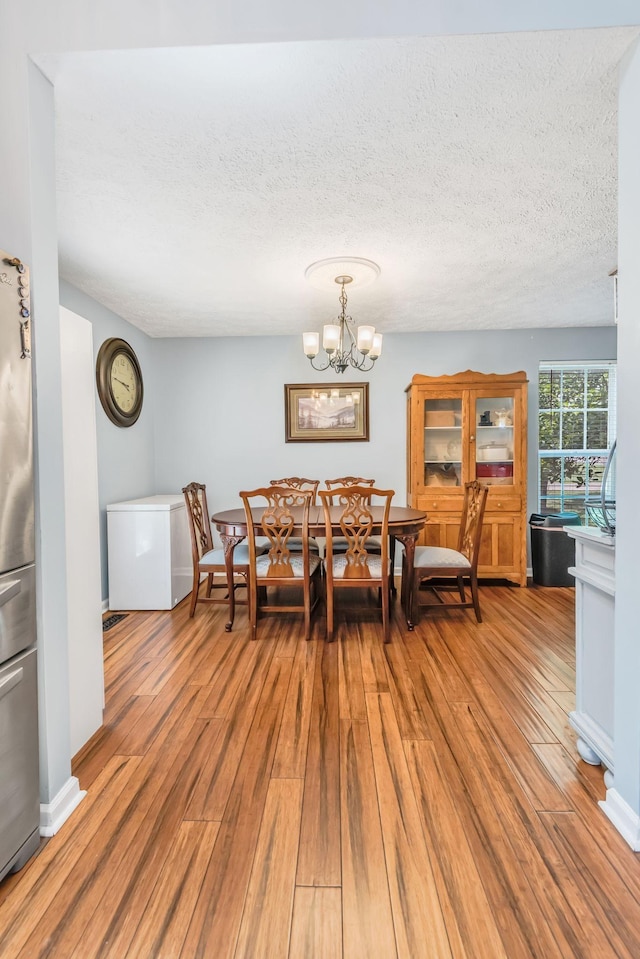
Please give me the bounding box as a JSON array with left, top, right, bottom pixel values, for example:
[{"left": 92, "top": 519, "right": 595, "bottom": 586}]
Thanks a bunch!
[
  {"left": 423, "top": 397, "right": 463, "bottom": 488},
  {"left": 473, "top": 393, "right": 516, "bottom": 487}
]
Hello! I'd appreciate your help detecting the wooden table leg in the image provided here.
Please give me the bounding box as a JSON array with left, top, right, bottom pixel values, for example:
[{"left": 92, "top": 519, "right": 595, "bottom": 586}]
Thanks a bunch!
[
  {"left": 394, "top": 532, "right": 419, "bottom": 630},
  {"left": 220, "top": 533, "right": 245, "bottom": 632}
]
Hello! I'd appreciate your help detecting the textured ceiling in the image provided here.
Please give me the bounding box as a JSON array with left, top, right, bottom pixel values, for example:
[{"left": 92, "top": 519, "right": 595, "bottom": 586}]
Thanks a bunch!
[{"left": 35, "top": 27, "right": 640, "bottom": 337}]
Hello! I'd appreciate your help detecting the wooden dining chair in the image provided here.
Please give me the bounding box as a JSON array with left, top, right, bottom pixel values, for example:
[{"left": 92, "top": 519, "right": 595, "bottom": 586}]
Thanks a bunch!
[
  {"left": 324, "top": 476, "right": 397, "bottom": 593},
  {"left": 269, "top": 477, "right": 321, "bottom": 553},
  {"left": 319, "top": 485, "right": 394, "bottom": 643},
  {"left": 182, "top": 481, "right": 254, "bottom": 631},
  {"left": 240, "top": 486, "right": 322, "bottom": 641},
  {"left": 403, "top": 480, "right": 489, "bottom": 626}
]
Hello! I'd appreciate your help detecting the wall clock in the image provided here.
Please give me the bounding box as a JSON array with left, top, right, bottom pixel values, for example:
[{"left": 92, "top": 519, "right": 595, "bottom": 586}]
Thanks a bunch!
[{"left": 96, "top": 337, "right": 144, "bottom": 427}]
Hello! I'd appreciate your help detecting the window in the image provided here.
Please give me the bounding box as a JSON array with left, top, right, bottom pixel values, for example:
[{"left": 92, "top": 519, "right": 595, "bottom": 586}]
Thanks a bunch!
[{"left": 538, "top": 362, "right": 616, "bottom": 522}]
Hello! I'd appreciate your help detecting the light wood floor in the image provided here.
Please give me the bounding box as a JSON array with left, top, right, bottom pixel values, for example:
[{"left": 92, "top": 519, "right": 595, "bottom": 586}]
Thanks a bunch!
[{"left": 1, "top": 581, "right": 639, "bottom": 958}]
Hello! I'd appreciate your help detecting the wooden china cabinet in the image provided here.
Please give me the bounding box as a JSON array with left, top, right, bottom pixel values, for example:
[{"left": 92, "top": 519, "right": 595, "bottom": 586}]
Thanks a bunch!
[{"left": 406, "top": 370, "right": 528, "bottom": 586}]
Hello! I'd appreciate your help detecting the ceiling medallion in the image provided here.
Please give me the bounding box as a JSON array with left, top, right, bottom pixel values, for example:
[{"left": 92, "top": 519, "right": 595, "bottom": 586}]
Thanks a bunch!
[{"left": 303, "top": 257, "right": 382, "bottom": 374}]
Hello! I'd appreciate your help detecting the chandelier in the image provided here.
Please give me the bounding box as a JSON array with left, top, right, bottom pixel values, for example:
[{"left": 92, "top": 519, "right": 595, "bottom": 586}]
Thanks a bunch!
[{"left": 303, "top": 258, "right": 383, "bottom": 374}]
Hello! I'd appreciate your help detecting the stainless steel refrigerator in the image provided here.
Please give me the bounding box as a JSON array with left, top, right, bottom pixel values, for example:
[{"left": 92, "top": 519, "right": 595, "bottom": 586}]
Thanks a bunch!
[{"left": 0, "top": 252, "right": 39, "bottom": 882}]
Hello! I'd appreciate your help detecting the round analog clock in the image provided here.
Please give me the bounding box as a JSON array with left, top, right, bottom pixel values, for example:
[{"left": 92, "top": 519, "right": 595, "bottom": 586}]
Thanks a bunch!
[{"left": 96, "top": 338, "right": 144, "bottom": 427}]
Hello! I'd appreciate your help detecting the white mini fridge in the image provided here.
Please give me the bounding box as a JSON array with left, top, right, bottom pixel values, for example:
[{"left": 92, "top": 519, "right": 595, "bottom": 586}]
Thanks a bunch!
[{"left": 107, "top": 494, "right": 193, "bottom": 610}]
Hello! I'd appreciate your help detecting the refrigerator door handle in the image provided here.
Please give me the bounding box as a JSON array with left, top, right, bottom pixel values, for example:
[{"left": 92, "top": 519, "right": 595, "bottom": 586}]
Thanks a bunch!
[
  {"left": 0, "top": 666, "right": 23, "bottom": 700},
  {"left": 0, "top": 579, "right": 20, "bottom": 608}
]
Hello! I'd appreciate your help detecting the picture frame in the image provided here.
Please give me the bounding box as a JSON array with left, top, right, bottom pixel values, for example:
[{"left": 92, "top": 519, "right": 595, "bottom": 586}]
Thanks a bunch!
[{"left": 284, "top": 383, "right": 369, "bottom": 442}]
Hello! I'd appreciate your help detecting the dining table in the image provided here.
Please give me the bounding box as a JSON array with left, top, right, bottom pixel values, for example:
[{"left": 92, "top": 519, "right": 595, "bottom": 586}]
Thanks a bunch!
[{"left": 211, "top": 504, "right": 427, "bottom": 631}]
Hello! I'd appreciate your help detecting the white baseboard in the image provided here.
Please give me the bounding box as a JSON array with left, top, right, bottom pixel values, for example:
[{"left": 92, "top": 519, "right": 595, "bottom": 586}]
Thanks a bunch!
[
  {"left": 102, "top": 598, "right": 109, "bottom": 613},
  {"left": 600, "top": 788, "right": 640, "bottom": 851},
  {"left": 40, "top": 776, "right": 86, "bottom": 837}
]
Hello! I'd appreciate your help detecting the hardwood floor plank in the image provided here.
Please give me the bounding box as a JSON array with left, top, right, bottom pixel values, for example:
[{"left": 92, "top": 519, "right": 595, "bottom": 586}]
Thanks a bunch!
[
  {"left": 531, "top": 742, "right": 606, "bottom": 809},
  {"left": 101, "top": 655, "right": 160, "bottom": 726},
  {"left": 197, "top": 634, "right": 264, "bottom": 720},
  {"left": 464, "top": 681, "right": 572, "bottom": 812},
  {"left": 190, "top": 627, "right": 252, "bottom": 689},
  {"left": 365, "top": 691, "right": 453, "bottom": 959},
  {"left": 125, "top": 821, "right": 220, "bottom": 959},
  {"left": 296, "top": 642, "right": 341, "bottom": 886},
  {"left": 72, "top": 693, "right": 155, "bottom": 788},
  {"left": 436, "top": 622, "right": 561, "bottom": 745},
  {"left": 180, "top": 655, "right": 293, "bottom": 959},
  {"left": 134, "top": 623, "right": 215, "bottom": 696},
  {"left": 289, "top": 887, "right": 342, "bottom": 959},
  {"left": 185, "top": 639, "right": 275, "bottom": 821},
  {"left": 538, "top": 812, "right": 640, "bottom": 959},
  {"left": 338, "top": 630, "right": 367, "bottom": 721},
  {"left": 406, "top": 621, "right": 475, "bottom": 702},
  {"left": 272, "top": 640, "right": 319, "bottom": 779},
  {"left": 357, "top": 621, "right": 389, "bottom": 694},
  {"left": 340, "top": 719, "right": 397, "bottom": 959},
  {"left": 404, "top": 738, "right": 509, "bottom": 959},
  {"left": 382, "top": 638, "right": 432, "bottom": 740},
  {"left": 234, "top": 778, "right": 304, "bottom": 959}
]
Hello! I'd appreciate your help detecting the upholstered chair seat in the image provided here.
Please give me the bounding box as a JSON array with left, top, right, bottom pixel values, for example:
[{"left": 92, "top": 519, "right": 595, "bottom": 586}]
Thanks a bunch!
[
  {"left": 412, "top": 547, "right": 471, "bottom": 568},
  {"left": 255, "top": 552, "right": 321, "bottom": 577}
]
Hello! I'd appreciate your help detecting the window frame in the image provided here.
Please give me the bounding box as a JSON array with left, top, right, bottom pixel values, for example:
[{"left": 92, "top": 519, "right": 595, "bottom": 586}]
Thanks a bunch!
[{"left": 538, "top": 361, "right": 616, "bottom": 519}]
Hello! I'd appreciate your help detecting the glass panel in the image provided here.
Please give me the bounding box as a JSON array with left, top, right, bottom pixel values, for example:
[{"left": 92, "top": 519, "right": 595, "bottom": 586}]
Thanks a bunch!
[
  {"left": 424, "top": 398, "right": 462, "bottom": 487},
  {"left": 563, "top": 370, "right": 585, "bottom": 408},
  {"left": 586, "top": 410, "right": 607, "bottom": 449},
  {"left": 475, "top": 396, "right": 514, "bottom": 486},
  {"left": 538, "top": 370, "right": 551, "bottom": 409},
  {"left": 561, "top": 410, "right": 584, "bottom": 449},
  {"left": 586, "top": 454, "right": 606, "bottom": 498},
  {"left": 539, "top": 456, "right": 561, "bottom": 513},
  {"left": 548, "top": 370, "right": 561, "bottom": 409},
  {"left": 586, "top": 369, "right": 609, "bottom": 407},
  {"left": 563, "top": 455, "right": 587, "bottom": 501},
  {"left": 539, "top": 411, "right": 559, "bottom": 450}
]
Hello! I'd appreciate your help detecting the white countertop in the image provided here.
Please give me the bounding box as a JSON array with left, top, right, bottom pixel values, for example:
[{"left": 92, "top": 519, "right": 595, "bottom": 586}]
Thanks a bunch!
[
  {"left": 106, "top": 494, "right": 185, "bottom": 511},
  {"left": 565, "top": 525, "right": 615, "bottom": 547}
]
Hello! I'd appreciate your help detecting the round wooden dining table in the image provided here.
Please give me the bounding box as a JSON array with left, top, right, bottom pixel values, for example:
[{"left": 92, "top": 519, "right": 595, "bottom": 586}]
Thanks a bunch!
[{"left": 211, "top": 504, "right": 427, "bottom": 631}]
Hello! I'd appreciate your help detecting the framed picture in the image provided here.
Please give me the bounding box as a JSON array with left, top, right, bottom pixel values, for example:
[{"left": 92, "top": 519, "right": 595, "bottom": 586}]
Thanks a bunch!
[{"left": 285, "top": 383, "right": 369, "bottom": 442}]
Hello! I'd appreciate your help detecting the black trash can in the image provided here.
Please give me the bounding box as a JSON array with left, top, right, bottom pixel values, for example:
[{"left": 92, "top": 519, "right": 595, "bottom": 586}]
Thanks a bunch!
[{"left": 529, "top": 512, "right": 581, "bottom": 586}]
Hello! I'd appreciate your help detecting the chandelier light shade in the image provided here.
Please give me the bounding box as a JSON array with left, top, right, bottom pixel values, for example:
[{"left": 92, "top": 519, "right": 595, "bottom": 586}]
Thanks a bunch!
[{"left": 303, "top": 258, "right": 383, "bottom": 374}]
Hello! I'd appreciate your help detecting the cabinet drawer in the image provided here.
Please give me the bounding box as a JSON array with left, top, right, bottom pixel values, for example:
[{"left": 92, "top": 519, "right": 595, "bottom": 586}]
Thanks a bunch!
[
  {"left": 486, "top": 494, "right": 520, "bottom": 512},
  {"left": 420, "top": 496, "right": 462, "bottom": 513}
]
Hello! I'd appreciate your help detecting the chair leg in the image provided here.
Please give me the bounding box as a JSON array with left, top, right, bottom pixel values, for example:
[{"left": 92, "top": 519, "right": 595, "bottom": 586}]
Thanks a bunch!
[
  {"left": 326, "top": 581, "right": 334, "bottom": 643},
  {"left": 226, "top": 572, "right": 236, "bottom": 632},
  {"left": 205, "top": 573, "right": 214, "bottom": 597},
  {"left": 249, "top": 576, "right": 259, "bottom": 640},
  {"left": 470, "top": 573, "right": 482, "bottom": 623},
  {"left": 382, "top": 575, "right": 390, "bottom": 643},
  {"left": 189, "top": 570, "right": 200, "bottom": 617},
  {"left": 411, "top": 569, "right": 420, "bottom": 626},
  {"left": 457, "top": 575, "right": 466, "bottom": 603},
  {"left": 389, "top": 537, "right": 397, "bottom": 598},
  {"left": 304, "top": 579, "right": 311, "bottom": 641}
]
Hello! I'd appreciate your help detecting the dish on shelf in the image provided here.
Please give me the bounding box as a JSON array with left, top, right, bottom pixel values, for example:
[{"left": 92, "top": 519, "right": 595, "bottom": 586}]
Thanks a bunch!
[
  {"left": 477, "top": 444, "right": 509, "bottom": 461},
  {"left": 477, "top": 463, "right": 513, "bottom": 479}
]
